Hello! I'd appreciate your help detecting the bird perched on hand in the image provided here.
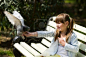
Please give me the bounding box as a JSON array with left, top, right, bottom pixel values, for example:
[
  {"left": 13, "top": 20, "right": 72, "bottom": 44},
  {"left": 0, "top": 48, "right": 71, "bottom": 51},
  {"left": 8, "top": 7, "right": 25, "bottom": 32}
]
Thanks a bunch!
[{"left": 4, "top": 11, "right": 30, "bottom": 39}]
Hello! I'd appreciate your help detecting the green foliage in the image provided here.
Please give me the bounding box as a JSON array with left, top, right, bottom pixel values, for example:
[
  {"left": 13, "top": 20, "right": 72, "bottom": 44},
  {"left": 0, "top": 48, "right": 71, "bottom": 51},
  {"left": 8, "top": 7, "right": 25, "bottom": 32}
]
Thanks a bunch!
[
  {"left": 0, "top": 0, "right": 86, "bottom": 32},
  {"left": 0, "top": 0, "right": 64, "bottom": 32},
  {"left": 0, "top": 48, "right": 14, "bottom": 56},
  {"left": 65, "top": 0, "right": 76, "bottom": 3}
]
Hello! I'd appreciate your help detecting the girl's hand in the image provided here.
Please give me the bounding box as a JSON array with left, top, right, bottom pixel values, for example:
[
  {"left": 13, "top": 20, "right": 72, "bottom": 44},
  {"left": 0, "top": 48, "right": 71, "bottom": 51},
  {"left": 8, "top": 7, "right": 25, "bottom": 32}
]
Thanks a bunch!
[
  {"left": 23, "top": 31, "right": 38, "bottom": 37},
  {"left": 23, "top": 31, "right": 31, "bottom": 37},
  {"left": 58, "top": 37, "right": 66, "bottom": 46}
]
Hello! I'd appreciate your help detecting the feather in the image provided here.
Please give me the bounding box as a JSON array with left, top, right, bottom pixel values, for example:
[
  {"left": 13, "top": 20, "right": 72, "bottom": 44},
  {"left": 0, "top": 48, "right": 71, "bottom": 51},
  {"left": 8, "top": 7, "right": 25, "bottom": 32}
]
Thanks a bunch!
[
  {"left": 13, "top": 11, "right": 25, "bottom": 26},
  {"left": 4, "top": 11, "right": 23, "bottom": 35},
  {"left": 4, "top": 11, "right": 22, "bottom": 28},
  {"left": 4, "top": 11, "right": 30, "bottom": 36}
]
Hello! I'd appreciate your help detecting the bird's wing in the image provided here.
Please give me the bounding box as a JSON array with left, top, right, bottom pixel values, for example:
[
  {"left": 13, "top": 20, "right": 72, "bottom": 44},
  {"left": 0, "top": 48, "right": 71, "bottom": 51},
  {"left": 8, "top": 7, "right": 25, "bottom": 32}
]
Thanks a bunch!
[
  {"left": 4, "top": 11, "right": 22, "bottom": 30},
  {"left": 13, "top": 11, "right": 25, "bottom": 26}
]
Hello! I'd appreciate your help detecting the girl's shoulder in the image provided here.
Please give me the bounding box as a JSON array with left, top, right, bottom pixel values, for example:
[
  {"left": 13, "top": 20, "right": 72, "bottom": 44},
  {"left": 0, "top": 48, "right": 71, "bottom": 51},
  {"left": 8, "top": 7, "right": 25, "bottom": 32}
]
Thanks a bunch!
[
  {"left": 69, "top": 32, "right": 77, "bottom": 40},
  {"left": 71, "top": 32, "right": 77, "bottom": 37},
  {"left": 68, "top": 32, "right": 77, "bottom": 43}
]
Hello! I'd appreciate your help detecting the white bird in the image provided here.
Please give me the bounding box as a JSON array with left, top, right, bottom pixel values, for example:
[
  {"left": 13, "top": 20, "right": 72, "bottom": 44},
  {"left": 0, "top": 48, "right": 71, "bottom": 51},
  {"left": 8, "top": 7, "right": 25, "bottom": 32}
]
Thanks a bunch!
[
  {"left": 13, "top": 11, "right": 25, "bottom": 26},
  {"left": 4, "top": 11, "right": 30, "bottom": 39}
]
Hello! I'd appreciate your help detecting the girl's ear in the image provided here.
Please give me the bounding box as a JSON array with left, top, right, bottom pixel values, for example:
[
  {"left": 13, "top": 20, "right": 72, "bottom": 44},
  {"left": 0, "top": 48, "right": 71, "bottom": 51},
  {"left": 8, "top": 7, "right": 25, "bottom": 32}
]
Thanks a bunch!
[{"left": 65, "top": 21, "right": 69, "bottom": 27}]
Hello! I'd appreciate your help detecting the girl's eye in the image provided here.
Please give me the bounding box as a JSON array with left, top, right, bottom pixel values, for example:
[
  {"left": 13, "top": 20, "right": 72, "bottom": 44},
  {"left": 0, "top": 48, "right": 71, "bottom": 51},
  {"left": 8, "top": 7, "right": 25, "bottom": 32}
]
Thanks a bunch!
[
  {"left": 57, "top": 23, "right": 59, "bottom": 24},
  {"left": 57, "top": 22, "right": 60, "bottom": 24},
  {"left": 57, "top": 22, "right": 61, "bottom": 24}
]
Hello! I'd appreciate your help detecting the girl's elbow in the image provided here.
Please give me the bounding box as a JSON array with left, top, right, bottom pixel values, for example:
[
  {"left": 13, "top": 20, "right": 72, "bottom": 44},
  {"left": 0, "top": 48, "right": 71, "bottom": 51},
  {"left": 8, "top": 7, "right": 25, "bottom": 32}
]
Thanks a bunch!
[{"left": 74, "top": 47, "right": 79, "bottom": 53}]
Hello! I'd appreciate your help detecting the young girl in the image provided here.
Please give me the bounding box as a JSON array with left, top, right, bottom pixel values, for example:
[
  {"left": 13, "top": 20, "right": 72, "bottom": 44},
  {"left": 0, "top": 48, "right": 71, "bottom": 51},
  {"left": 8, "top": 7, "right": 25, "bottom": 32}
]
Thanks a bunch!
[{"left": 23, "top": 13, "right": 79, "bottom": 57}]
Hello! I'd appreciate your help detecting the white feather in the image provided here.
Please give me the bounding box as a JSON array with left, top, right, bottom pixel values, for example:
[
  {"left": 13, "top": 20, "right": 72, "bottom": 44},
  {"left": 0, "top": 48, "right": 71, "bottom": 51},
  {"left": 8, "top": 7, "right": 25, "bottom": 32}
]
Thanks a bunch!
[
  {"left": 4, "top": 11, "right": 23, "bottom": 35},
  {"left": 4, "top": 11, "right": 15, "bottom": 26},
  {"left": 13, "top": 11, "right": 25, "bottom": 26}
]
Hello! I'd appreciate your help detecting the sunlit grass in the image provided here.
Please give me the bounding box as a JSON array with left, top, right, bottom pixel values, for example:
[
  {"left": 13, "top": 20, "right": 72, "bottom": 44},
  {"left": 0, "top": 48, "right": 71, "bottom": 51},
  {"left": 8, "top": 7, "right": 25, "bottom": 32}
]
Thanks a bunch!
[
  {"left": 65, "top": 0, "right": 76, "bottom": 3},
  {"left": 0, "top": 47, "right": 25, "bottom": 57},
  {"left": 0, "top": 47, "right": 14, "bottom": 57}
]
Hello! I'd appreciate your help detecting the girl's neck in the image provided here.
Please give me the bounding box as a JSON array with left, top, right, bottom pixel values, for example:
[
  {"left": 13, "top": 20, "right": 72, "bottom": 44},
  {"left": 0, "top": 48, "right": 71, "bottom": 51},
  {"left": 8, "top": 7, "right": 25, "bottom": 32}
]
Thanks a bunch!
[{"left": 60, "top": 30, "right": 67, "bottom": 37}]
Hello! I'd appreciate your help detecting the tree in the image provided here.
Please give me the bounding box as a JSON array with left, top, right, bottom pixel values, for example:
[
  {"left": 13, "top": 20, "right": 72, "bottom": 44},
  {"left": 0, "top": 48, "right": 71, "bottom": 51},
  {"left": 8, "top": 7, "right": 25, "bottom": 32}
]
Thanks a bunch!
[{"left": 0, "top": 0, "right": 64, "bottom": 31}]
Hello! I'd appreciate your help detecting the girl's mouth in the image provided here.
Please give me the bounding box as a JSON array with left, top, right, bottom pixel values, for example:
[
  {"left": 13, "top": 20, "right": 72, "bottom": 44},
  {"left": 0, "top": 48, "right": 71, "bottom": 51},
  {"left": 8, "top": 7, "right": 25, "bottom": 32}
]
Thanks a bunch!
[
  {"left": 57, "top": 27, "right": 60, "bottom": 29},
  {"left": 57, "top": 27, "right": 61, "bottom": 30}
]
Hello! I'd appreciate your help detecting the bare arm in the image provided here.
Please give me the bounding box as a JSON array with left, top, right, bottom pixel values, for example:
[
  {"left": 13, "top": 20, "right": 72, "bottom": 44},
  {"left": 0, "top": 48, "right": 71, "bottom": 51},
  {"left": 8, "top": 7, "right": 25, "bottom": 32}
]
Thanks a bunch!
[
  {"left": 23, "top": 31, "right": 54, "bottom": 37},
  {"left": 23, "top": 32, "right": 38, "bottom": 37}
]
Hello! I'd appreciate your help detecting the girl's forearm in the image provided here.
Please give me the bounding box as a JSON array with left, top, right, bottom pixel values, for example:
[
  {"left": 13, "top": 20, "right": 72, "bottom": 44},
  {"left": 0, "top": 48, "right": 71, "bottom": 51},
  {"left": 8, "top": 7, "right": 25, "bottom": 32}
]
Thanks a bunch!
[{"left": 30, "top": 32, "right": 38, "bottom": 37}]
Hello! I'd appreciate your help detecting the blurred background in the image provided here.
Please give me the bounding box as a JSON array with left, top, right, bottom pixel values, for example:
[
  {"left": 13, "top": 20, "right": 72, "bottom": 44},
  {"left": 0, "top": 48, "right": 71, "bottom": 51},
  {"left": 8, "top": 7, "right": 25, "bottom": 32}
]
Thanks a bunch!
[{"left": 0, "top": 0, "right": 86, "bottom": 57}]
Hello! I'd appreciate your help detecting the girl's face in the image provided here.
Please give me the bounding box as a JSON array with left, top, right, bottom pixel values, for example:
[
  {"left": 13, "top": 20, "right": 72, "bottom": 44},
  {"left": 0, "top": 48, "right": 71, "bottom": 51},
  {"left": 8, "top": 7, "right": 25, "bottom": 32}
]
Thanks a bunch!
[{"left": 56, "top": 21, "right": 68, "bottom": 32}]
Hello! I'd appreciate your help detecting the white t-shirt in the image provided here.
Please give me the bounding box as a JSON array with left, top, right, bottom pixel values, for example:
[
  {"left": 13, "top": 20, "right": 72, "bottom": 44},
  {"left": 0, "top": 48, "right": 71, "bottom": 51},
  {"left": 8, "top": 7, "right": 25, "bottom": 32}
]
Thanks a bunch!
[{"left": 57, "top": 38, "right": 69, "bottom": 57}]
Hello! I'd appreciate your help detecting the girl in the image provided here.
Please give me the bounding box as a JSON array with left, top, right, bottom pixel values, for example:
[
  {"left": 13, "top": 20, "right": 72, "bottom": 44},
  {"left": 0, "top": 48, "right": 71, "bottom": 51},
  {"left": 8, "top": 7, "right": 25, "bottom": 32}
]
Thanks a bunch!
[{"left": 23, "top": 13, "right": 79, "bottom": 57}]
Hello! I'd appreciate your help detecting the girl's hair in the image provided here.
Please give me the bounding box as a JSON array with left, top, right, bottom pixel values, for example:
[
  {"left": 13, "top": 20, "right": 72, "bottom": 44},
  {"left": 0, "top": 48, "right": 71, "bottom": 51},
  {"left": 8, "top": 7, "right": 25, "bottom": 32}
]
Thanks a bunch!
[{"left": 55, "top": 13, "right": 74, "bottom": 42}]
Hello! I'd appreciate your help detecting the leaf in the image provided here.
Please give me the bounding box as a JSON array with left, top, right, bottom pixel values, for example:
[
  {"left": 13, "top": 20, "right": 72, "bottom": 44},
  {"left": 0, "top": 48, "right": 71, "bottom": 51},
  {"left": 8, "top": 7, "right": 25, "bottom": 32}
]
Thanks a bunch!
[{"left": 0, "top": 26, "right": 1, "bottom": 31}]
